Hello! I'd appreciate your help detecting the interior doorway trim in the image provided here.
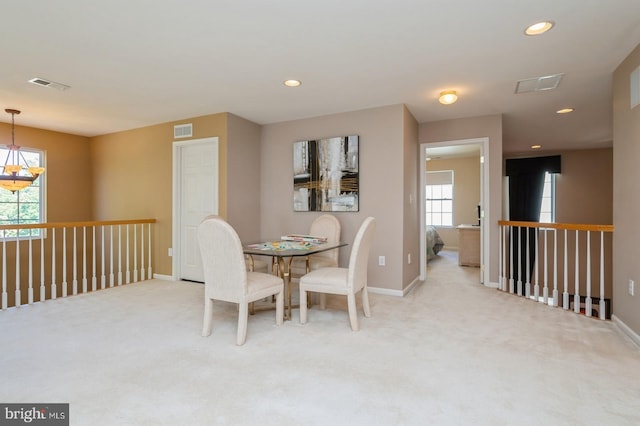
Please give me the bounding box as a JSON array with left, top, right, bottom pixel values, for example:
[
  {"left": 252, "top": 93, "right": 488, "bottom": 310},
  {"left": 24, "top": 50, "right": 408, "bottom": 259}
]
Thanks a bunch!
[
  {"left": 419, "top": 137, "right": 490, "bottom": 285},
  {"left": 171, "top": 136, "right": 219, "bottom": 281}
]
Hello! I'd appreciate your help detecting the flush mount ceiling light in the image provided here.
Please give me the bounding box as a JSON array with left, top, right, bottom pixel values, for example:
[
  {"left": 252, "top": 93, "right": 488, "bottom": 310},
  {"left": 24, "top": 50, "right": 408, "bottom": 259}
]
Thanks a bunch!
[
  {"left": 283, "top": 79, "right": 301, "bottom": 87},
  {"left": 556, "top": 108, "right": 574, "bottom": 114},
  {"left": 524, "top": 21, "right": 554, "bottom": 36},
  {"left": 438, "top": 90, "right": 458, "bottom": 105},
  {"left": 0, "top": 109, "right": 45, "bottom": 193}
]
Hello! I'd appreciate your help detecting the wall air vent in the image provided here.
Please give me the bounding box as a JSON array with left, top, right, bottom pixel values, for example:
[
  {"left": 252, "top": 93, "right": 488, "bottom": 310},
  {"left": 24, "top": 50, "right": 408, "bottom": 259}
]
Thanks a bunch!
[
  {"left": 174, "top": 123, "right": 193, "bottom": 139},
  {"left": 28, "top": 77, "right": 70, "bottom": 91},
  {"left": 515, "top": 73, "right": 564, "bottom": 94}
]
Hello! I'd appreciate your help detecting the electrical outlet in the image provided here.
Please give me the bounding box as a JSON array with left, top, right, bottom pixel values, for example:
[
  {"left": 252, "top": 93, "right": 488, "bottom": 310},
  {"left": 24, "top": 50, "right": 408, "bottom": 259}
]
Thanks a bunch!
[
  {"left": 378, "top": 256, "right": 385, "bottom": 266},
  {"left": 629, "top": 279, "right": 635, "bottom": 296},
  {"left": 168, "top": 248, "right": 173, "bottom": 257}
]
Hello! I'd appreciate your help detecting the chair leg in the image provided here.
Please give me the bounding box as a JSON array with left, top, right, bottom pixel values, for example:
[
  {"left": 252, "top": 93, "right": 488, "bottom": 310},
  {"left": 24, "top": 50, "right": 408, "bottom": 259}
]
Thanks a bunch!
[
  {"left": 300, "top": 287, "right": 308, "bottom": 324},
  {"left": 319, "top": 293, "right": 327, "bottom": 310},
  {"left": 237, "top": 303, "right": 249, "bottom": 345},
  {"left": 275, "top": 289, "right": 284, "bottom": 325},
  {"left": 347, "top": 293, "right": 359, "bottom": 331},
  {"left": 202, "top": 298, "right": 214, "bottom": 337},
  {"left": 362, "top": 286, "right": 371, "bottom": 317}
]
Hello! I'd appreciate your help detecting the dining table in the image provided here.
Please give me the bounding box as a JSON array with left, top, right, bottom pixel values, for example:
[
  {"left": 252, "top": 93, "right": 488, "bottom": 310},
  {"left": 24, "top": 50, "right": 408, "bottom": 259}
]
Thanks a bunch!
[{"left": 243, "top": 239, "right": 347, "bottom": 320}]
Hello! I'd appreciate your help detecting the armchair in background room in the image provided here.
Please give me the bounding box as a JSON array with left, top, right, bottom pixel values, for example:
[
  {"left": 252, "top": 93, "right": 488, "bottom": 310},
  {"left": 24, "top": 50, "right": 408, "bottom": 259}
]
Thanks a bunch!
[
  {"left": 198, "top": 215, "right": 284, "bottom": 345},
  {"left": 299, "top": 216, "right": 375, "bottom": 331}
]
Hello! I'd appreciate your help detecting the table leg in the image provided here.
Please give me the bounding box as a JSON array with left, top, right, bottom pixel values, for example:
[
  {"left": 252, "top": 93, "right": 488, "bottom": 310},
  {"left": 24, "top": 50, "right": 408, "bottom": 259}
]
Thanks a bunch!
[{"left": 276, "top": 257, "right": 292, "bottom": 320}]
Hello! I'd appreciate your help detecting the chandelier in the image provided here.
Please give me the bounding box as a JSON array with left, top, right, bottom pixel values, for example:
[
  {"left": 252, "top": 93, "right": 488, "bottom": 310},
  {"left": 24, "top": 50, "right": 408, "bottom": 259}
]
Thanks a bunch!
[{"left": 1, "top": 109, "right": 45, "bottom": 193}]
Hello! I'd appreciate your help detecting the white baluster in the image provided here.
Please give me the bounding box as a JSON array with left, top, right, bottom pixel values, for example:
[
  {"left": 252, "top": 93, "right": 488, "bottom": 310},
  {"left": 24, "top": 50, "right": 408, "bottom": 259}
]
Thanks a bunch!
[
  {"left": 40, "top": 231, "right": 45, "bottom": 302},
  {"left": 72, "top": 227, "right": 78, "bottom": 295},
  {"left": 552, "top": 229, "right": 558, "bottom": 307},
  {"left": 147, "top": 223, "right": 153, "bottom": 280},
  {"left": 133, "top": 224, "right": 138, "bottom": 283},
  {"left": 585, "top": 231, "right": 592, "bottom": 317},
  {"left": 509, "top": 226, "right": 514, "bottom": 293},
  {"left": 14, "top": 233, "right": 20, "bottom": 307},
  {"left": 140, "top": 224, "right": 145, "bottom": 281},
  {"left": 574, "top": 230, "right": 580, "bottom": 314},
  {"left": 91, "top": 226, "right": 97, "bottom": 291},
  {"left": 109, "top": 225, "right": 115, "bottom": 287},
  {"left": 563, "top": 229, "right": 569, "bottom": 309},
  {"left": 517, "top": 226, "right": 522, "bottom": 296},
  {"left": 126, "top": 224, "right": 131, "bottom": 284},
  {"left": 599, "top": 232, "right": 606, "bottom": 320},
  {"left": 118, "top": 225, "right": 123, "bottom": 286},
  {"left": 525, "top": 227, "right": 531, "bottom": 298},
  {"left": 101, "top": 225, "right": 106, "bottom": 289},
  {"left": 533, "top": 227, "right": 539, "bottom": 301},
  {"left": 82, "top": 226, "right": 88, "bottom": 293},
  {"left": 2, "top": 231, "right": 7, "bottom": 309},
  {"left": 28, "top": 229, "right": 34, "bottom": 304},
  {"left": 51, "top": 228, "right": 57, "bottom": 300},
  {"left": 543, "top": 229, "right": 548, "bottom": 304},
  {"left": 62, "top": 227, "right": 67, "bottom": 297}
]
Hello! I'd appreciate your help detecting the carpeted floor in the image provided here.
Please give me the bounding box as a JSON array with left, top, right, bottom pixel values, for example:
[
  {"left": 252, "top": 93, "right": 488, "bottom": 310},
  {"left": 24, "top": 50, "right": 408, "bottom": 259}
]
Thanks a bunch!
[{"left": 1, "top": 249, "right": 639, "bottom": 425}]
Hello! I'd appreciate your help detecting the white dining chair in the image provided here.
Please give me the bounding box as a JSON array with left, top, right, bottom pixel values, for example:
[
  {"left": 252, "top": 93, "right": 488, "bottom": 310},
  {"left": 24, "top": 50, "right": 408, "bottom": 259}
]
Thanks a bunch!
[
  {"left": 290, "top": 214, "right": 342, "bottom": 275},
  {"left": 299, "top": 216, "right": 376, "bottom": 331},
  {"left": 198, "top": 215, "right": 284, "bottom": 345}
]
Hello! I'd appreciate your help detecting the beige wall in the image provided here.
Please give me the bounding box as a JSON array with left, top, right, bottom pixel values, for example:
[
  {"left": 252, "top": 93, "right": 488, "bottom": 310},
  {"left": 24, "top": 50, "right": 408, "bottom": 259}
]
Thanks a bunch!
[
  {"left": 427, "top": 156, "right": 481, "bottom": 248},
  {"left": 613, "top": 42, "right": 640, "bottom": 334},
  {"left": 419, "top": 114, "right": 503, "bottom": 285},
  {"left": 226, "top": 113, "right": 262, "bottom": 243},
  {"left": 0, "top": 123, "right": 93, "bottom": 221},
  {"left": 90, "top": 113, "right": 228, "bottom": 276},
  {"left": 260, "top": 104, "right": 415, "bottom": 292},
  {"left": 402, "top": 106, "right": 421, "bottom": 287}
]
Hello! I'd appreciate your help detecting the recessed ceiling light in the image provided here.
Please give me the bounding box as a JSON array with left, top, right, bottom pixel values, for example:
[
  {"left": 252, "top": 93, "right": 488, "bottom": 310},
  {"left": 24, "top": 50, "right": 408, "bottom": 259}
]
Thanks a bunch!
[
  {"left": 525, "top": 21, "right": 555, "bottom": 36},
  {"left": 531, "top": 145, "right": 542, "bottom": 149},
  {"left": 438, "top": 90, "right": 458, "bottom": 105},
  {"left": 556, "top": 108, "right": 574, "bottom": 114},
  {"left": 283, "top": 79, "right": 301, "bottom": 87}
]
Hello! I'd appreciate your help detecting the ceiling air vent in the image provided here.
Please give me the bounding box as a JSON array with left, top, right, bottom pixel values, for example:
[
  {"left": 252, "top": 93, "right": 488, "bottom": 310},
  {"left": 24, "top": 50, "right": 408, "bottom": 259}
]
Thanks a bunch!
[
  {"left": 174, "top": 123, "right": 193, "bottom": 139},
  {"left": 515, "top": 73, "right": 564, "bottom": 94},
  {"left": 28, "top": 77, "right": 70, "bottom": 91}
]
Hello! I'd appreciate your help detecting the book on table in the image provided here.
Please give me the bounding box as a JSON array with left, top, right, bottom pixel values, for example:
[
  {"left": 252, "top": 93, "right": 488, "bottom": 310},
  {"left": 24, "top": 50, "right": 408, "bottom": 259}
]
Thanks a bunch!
[{"left": 280, "top": 234, "right": 328, "bottom": 243}]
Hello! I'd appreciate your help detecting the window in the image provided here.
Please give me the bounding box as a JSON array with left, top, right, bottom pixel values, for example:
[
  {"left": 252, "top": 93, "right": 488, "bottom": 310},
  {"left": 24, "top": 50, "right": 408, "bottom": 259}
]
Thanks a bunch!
[
  {"left": 539, "top": 171, "right": 555, "bottom": 223},
  {"left": 0, "top": 148, "right": 45, "bottom": 238},
  {"left": 426, "top": 170, "right": 453, "bottom": 227}
]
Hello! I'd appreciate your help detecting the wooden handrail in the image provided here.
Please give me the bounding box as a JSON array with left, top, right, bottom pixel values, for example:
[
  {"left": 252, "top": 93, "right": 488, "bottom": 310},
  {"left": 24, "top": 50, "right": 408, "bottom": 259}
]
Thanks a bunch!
[
  {"left": 498, "top": 220, "right": 613, "bottom": 233},
  {"left": 0, "top": 219, "right": 156, "bottom": 232}
]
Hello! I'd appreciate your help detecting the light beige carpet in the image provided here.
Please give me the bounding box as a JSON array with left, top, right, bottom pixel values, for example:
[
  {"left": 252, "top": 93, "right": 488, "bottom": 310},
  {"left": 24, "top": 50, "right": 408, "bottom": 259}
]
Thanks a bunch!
[{"left": 1, "top": 249, "right": 639, "bottom": 425}]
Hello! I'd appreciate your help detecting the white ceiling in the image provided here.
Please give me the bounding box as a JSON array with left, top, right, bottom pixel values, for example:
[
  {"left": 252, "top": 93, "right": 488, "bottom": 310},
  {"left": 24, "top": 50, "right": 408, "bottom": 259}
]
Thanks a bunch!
[{"left": 1, "top": 0, "right": 639, "bottom": 154}]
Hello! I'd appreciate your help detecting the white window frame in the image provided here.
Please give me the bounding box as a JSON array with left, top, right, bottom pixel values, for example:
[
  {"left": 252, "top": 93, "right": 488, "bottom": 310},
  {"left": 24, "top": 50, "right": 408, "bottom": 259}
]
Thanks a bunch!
[
  {"left": 426, "top": 170, "right": 454, "bottom": 227},
  {"left": 539, "top": 171, "right": 555, "bottom": 223}
]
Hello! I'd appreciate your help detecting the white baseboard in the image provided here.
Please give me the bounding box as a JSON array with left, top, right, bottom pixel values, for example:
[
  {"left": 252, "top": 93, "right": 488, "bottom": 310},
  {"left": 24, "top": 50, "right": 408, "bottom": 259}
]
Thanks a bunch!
[
  {"left": 368, "top": 276, "right": 422, "bottom": 297},
  {"left": 611, "top": 315, "right": 640, "bottom": 349},
  {"left": 485, "top": 280, "right": 500, "bottom": 289},
  {"left": 153, "top": 273, "right": 174, "bottom": 281}
]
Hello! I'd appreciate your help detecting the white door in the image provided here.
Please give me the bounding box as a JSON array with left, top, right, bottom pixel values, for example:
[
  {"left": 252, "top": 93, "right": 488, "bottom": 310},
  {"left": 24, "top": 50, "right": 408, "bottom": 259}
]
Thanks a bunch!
[{"left": 174, "top": 138, "right": 219, "bottom": 282}]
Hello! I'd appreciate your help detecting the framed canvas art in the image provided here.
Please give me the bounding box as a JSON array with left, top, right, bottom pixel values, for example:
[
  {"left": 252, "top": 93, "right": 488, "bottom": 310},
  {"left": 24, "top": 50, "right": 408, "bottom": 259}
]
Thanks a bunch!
[{"left": 293, "top": 135, "right": 359, "bottom": 212}]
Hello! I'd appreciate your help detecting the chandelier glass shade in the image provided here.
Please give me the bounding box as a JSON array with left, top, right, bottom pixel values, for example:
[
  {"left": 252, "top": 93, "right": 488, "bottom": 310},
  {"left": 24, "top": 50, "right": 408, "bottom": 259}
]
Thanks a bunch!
[{"left": 1, "top": 109, "right": 44, "bottom": 193}]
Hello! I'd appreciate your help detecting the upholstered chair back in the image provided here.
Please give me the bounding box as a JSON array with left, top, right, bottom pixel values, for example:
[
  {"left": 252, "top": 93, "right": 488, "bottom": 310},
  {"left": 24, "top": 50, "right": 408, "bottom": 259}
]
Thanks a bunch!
[
  {"left": 346, "top": 217, "right": 376, "bottom": 291},
  {"left": 197, "top": 215, "right": 248, "bottom": 302}
]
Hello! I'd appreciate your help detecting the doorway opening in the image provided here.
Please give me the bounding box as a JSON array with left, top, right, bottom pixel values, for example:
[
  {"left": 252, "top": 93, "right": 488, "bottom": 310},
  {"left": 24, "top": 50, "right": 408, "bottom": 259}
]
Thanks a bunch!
[{"left": 419, "top": 138, "right": 490, "bottom": 285}]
